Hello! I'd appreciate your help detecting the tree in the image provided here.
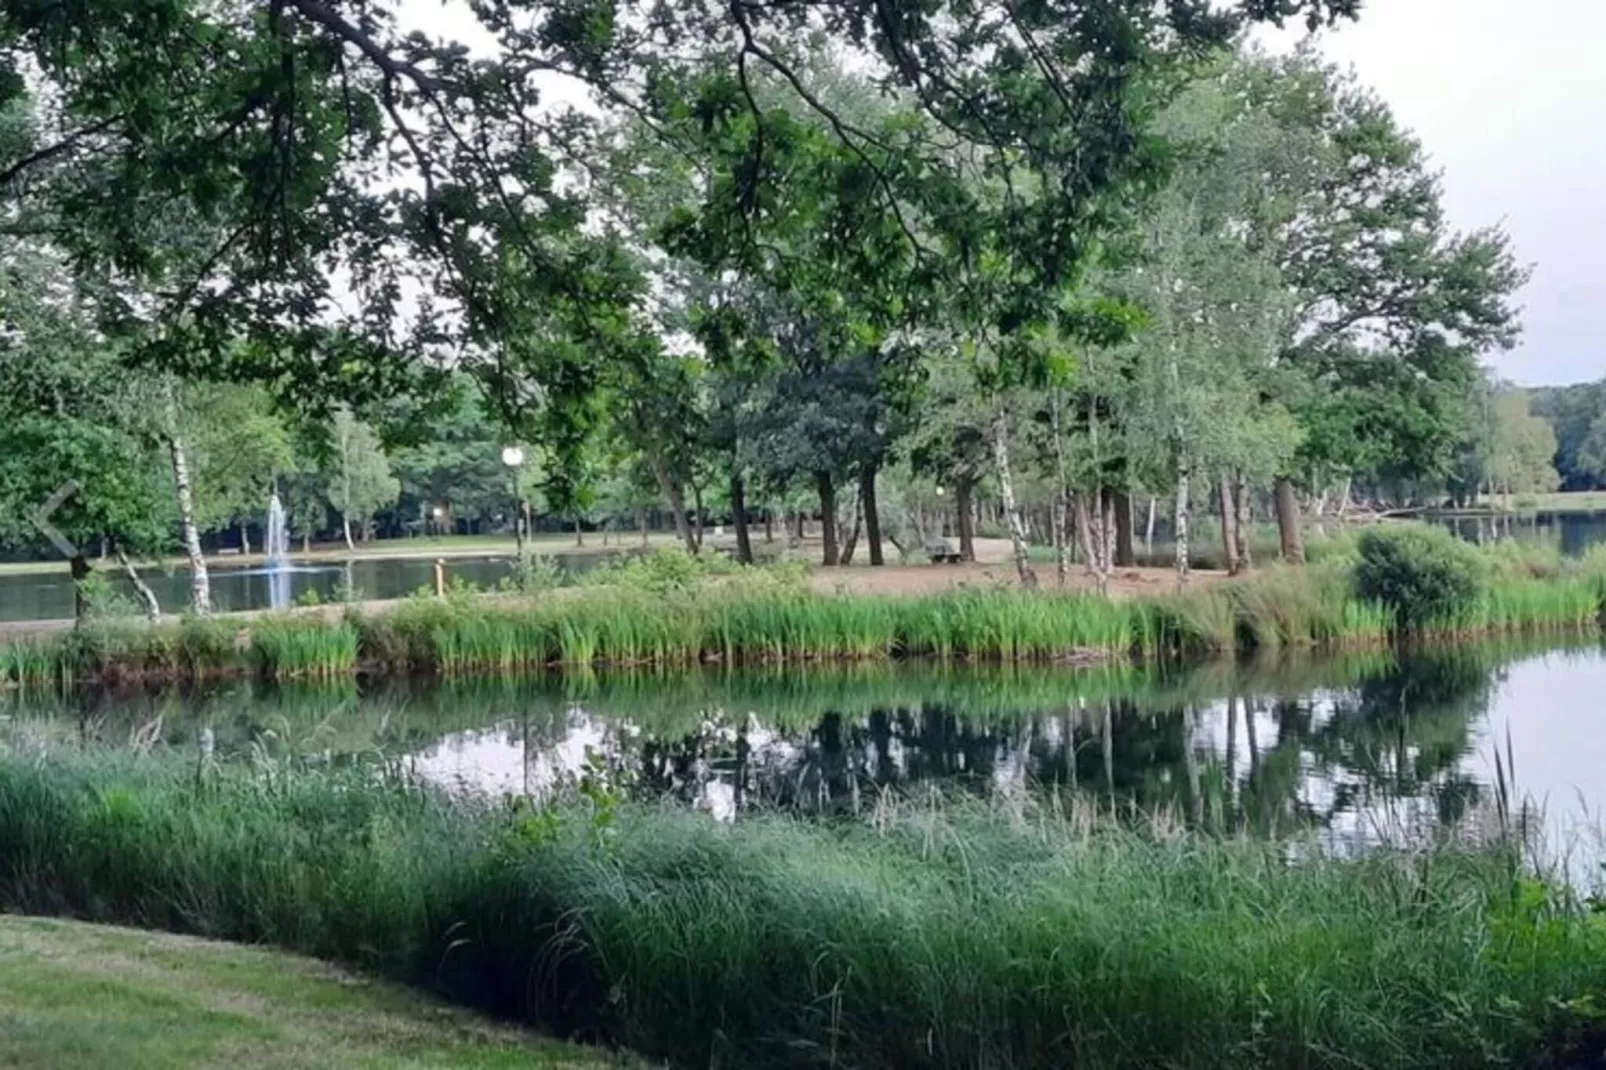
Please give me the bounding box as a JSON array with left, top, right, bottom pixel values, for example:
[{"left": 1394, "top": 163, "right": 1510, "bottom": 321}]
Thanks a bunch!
[
  {"left": 0, "top": 243, "right": 175, "bottom": 616},
  {"left": 1573, "top": 410, "right": 1606, "bottom": 489},
  {"left": 1218, "top": 50, "right": 1527, "bottom": 559},
  {"left": 1532, "top": 379, "right": 1606, "bottom": 490},
  {"left": 326, "top": 407, "right": 400, "bottom": 550},
  {"left": 185, "top": 383, "right": 295, "bottom": 553},
  {"left": 1476, "top": 386, "right": 1560, "bottom": 505},
  {"left": 0, "top": 0, "right": 1354, "bottom": 508}
]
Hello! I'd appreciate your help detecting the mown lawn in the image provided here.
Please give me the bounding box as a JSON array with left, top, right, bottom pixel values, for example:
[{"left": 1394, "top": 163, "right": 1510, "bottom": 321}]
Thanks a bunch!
[{"left": 0, "top": 914, "right": 626, "bottom": 1069}]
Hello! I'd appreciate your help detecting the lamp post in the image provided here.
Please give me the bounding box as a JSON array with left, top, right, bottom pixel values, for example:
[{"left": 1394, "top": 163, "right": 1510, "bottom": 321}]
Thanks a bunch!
[{"left": 501, "top": 445, "right": 526, "bottom": 566}]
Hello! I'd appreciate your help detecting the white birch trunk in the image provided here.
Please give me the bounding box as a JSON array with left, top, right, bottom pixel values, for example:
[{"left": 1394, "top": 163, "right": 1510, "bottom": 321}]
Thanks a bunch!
[
  {"left": 1174, "top": 448, "right": 1192, "bottom": 581},
  {"left": 117, "top": 550, "right": 161, "bottom": 622},
  {"left": 164, "top": 380, "right": 211, "bottom": 616},
  {"left": 991, "top": 406, "right": 1038, "bottom": 588}
]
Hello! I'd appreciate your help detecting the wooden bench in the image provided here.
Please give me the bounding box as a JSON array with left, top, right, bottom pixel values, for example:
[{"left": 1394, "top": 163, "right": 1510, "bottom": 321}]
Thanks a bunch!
[{"left": 925, "top": 537, "right": 963, "bottom": 564}]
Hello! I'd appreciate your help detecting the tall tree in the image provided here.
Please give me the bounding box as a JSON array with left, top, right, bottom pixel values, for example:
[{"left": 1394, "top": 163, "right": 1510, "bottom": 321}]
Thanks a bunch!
[{"left": 326, "top": 406, "right": 400, "bottom": 550}]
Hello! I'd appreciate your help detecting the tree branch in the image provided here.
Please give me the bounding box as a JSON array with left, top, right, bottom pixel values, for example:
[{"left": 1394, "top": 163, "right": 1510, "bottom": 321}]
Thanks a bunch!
[
  {"left": 0, "top": 115, "right": 124, "bottom": 189},
  {"left": 285, "top": 0, "right": 446, "bottom": 93}
]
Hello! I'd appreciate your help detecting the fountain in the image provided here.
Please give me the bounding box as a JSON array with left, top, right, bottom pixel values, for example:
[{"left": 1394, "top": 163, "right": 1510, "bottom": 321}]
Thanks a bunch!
[{"left": 266, "top": 491, "right": 292, "bottom": 610}]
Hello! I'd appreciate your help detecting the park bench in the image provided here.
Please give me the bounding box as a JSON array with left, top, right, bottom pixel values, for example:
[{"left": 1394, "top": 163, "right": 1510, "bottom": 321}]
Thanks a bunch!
[{"left": 925, "top": 537, "right": 963, "bottom": 564}]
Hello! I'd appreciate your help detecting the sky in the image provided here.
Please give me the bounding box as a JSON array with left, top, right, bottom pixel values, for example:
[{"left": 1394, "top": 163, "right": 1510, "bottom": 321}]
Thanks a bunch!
[{"left": 1267, "top": 0, "right": 1606, "bottom": 387}]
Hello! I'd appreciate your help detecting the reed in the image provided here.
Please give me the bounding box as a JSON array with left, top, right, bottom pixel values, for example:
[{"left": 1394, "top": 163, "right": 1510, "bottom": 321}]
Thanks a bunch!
[
  {"left": 0, "top": 637, "right": 57, "bottom": 690},
  {"left": 251, "top": 615, "right": 360, "bottom": 678},
  {"left": 5, "top": 544, "right": 1606, "bottom": 685},
  {"left": 0, "top": 751, "right": 1601, "bottom": 1069}
]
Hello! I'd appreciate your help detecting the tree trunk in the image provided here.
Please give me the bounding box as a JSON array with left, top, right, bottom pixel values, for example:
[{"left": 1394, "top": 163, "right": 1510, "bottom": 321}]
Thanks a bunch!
[
  {"left": 731, "top": 471, "right": 754, "bottom": 565},
  {"left": 1145, "top": 497, "right": 1157, "bottom": 557},
  {"left": 1049, "top": 391, "right": 1071, "bottom": 586},
  {"left": 764, "top": 507, "right": 773, "bottom": 544},
  {"left": 636, "top": 506, "right": 649, "bottom": 546},
  {"left": 955, "top": 478, "right": 976, "bottom": 562},
  {"left": 240, "top": 521, "right": 251, "bottom": 557},
  {"left": 574, "top": 516, "right": 584, "bottom": 547},
  {"left": 1175, "top": 452, "right": 1192, "bottom": 581},
  {"left": 70, "top": 553, "right": 92, "bottom": 621},
  {"left": 302, "top": 534, "right": 311, "bottom": 555},
  {"left": 164, "top": 387, "right": 211, "bottom": 616},
  {"left": 859, "top": 466, "right": 884, "bottom": 566},
  {"left": 342, "top": 516, "right": 355, "bottom": 551},
  {"left": 991, "top": 407, "right": 1038, "bottom": 588},
  {"left": 839, "top": 494, "right": 863, "bottom": 566},
  {"left": 816, "top": 470, "right": 840, "bottom": 566},
  {"left": 1219, "top": 470, "right": 1240, "bottom": 576},
  {"left": 1233, "top": 471, "right": 1253, "bottom": 571},
  {"left": 1113, "top": 490, "right": 1135, "bottom": 568},
  {"left": 117, "top": 549, "right": 161, "bottom": 622},
  {"left": 692, "top": 483, "right": 705, "bottom": 549},
  {"left": 1073, "top": 492, "right": 1098, "bottom": 581},
  {"left": 647, "top": 451, "right": 696, "bottom": 554},
  {"left": 1274, "top": 476, "right": 1304, "bottom": 564},
  {"left": 1052, "top": 493, "right": 1070, "bottom": 587},
  {"left": 1102, "top": 488, "right": 1117, "bottom": 575}
]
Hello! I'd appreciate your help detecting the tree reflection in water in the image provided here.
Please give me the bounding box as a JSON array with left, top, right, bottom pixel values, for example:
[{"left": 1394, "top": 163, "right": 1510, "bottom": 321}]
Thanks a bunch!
[{"left": 0, "top": 642, "right": 1566, "bottom": 847}]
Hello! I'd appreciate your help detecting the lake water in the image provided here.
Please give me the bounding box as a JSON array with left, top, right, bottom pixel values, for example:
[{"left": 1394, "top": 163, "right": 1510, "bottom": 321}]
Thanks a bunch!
[
  {"left": 1431, "top": 510, "right": 1606, "bottom": 557},
  {"left": 5, "top": 641, "right": 1604, "bottom": 881},
  {"left": 0, "top": 554, "right": 530, "bottom": 623}
]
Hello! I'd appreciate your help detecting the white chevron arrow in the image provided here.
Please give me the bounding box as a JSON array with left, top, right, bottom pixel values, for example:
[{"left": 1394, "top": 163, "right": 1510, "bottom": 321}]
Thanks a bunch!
[{"left": 31, "top": 480, "right": 80, "bottom": 560}]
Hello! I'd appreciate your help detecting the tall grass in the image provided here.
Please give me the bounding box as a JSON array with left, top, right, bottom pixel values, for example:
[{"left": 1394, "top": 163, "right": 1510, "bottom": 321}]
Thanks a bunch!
[
  {"left": 0, "top": 751, "right": 1601, "bottom": 1069},
  {"left": 251, "top": 616, "right": 360, "bottom": 678},
  {"left": 5, "top": 542, "right": 1606, "bottom": 685}
]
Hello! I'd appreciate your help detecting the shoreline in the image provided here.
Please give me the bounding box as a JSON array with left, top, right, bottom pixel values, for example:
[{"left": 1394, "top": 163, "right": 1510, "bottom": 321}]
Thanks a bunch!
[{"left": 3, "top": 557, "right": 1602, "bottom": 688}]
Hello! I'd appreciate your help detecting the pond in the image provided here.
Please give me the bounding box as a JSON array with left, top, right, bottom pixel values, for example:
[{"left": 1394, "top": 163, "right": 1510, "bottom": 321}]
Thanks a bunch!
[
  {"left": 5, "top": 640, "right": 1603, "bottom": 880},
  {"left": 0, "top": 554, "right": 538, "bottom": 623},
  {"left": 1430, "top": 509, "right": 1606, "bottom": 557}
]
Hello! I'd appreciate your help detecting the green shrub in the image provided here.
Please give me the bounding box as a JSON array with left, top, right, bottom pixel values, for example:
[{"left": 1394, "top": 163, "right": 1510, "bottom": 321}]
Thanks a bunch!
[{"left": 1354, "top": 525, "right": 1485, "bottom": 631}]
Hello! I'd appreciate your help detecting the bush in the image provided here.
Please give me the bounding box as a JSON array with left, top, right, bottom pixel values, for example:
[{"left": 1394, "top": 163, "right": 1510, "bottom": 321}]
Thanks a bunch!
[{"left": 1354, "top": 525, "right": 1484, "bottom": 631}]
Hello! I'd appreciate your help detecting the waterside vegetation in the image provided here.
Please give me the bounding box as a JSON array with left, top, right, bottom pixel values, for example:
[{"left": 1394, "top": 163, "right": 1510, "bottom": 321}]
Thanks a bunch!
[
  {"left": 4, "top": 531, "right": 1606, "bottom": 688},
  {"left": 0, "top": 751, "right": 1601, "bottom": 1070}
]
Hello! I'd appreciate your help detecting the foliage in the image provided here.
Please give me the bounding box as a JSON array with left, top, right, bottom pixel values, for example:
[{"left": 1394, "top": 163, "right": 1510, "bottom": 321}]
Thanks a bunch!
[
  {"left": 325, "top": 406, "right": 400, "bottom": 540},
  {"left": 1355, "top": 526, "right": 1486, "bottom": 631},
  {"left": 0, "top": 752, "right": 1603, "bottom": 1070},
  {"left": 1531, "top": 379, "right": 1606, "bottom": 491}
]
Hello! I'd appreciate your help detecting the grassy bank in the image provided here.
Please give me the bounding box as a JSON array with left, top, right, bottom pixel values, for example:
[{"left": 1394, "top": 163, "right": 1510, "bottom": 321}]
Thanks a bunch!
[
  {"left": 0, "top": 752, "right": 1601, "bottom": 1069},
  {"left": 4, "top": 537, "right": 1606, "bottom": 686},
  {"left": 0, "top": 915, "right": 620, "bottom": 1069}
]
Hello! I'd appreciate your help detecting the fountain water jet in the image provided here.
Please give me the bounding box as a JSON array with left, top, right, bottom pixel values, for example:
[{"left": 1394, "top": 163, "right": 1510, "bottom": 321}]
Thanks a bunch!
[{"left": 266, "top": 492, "right": 292, "bottom": 609}]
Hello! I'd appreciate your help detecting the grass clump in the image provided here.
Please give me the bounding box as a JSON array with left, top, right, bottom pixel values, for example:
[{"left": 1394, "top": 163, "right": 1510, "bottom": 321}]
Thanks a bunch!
[
  {"left": 252, "top": 615, "right": 360, "bottom": 678},
  {"left": 0, "top": 751, "right": 1603, "bottom": 1069}
]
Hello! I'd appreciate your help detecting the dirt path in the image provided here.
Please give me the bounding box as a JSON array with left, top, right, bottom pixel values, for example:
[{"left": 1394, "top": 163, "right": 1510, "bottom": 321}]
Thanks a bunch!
[{"left": 802, "top": 537, "right": 1223, "bottom": 597}]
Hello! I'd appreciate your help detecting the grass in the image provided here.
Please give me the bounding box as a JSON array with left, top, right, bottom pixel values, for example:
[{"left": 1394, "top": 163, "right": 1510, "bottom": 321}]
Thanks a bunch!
[
  {"left": 0, "top": 914, "right": 622, "bottom": 1069},
  {"left": 0, "top": 751, "right": 1603, "bottom": 1069},
  {"left": 6, "top": 538, "right": 1606, "bottom": 687}
]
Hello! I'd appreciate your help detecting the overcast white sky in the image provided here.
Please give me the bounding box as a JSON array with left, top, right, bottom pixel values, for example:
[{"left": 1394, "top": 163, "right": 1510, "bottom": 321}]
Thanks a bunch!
[{"left": 1269, "top": 0, "right": 1606, "bottom": 386}]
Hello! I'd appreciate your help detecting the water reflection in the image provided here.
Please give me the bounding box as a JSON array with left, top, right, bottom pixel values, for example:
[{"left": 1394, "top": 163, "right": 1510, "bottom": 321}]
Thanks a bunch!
[{"left": 3, "top": 643, "right": 1599, "bottom": 861}]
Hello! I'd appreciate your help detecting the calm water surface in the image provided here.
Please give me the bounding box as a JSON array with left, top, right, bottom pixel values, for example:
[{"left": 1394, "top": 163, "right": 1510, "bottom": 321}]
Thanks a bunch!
[
  {"left": 0, "top": 554, "right": 552, "bottom": 622},
  {"left": 5, "top": 642, "right": 1603, "bottom": 878}
]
